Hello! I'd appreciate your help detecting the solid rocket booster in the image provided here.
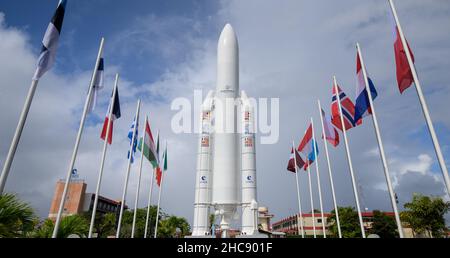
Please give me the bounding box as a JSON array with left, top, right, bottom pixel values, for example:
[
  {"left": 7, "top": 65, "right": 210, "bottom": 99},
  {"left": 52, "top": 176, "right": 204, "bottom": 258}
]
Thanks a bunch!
[
  {"left": 192, "top": 24, "right": 258, "bottom": 238},
  {"left": 192, "top": 91, "right": 214, "bottom": 236}
]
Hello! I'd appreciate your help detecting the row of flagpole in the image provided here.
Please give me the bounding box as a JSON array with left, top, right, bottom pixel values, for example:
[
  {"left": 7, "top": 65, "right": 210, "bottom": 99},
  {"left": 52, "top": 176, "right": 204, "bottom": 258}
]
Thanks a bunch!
[
  {"left": 287, "top": 0, "right": 449, "bottom": 239},
  {"left": 0, "top": 0, "right": 170, "bottom": 238}
]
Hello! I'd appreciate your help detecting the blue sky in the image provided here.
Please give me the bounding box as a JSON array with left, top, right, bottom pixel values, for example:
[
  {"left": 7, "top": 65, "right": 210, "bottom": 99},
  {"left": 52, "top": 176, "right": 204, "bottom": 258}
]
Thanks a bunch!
[{"left": 1, "top": 0, "right": 450, "bottom": 229}]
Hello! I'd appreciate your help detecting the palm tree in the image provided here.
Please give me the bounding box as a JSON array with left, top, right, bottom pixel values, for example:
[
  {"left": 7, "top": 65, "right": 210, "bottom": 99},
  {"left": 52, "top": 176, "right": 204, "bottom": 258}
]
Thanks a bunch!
[
  {"left": 34, "top": 215, "right": 89, "bottom": 238},
  {"left": 0, "top": 193, "right": 36, "bottom": 238}
]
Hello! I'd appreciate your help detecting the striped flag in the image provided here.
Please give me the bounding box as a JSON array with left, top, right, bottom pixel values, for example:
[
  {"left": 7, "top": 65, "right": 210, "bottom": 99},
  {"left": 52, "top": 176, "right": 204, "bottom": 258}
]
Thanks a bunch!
[
  {"left": 321, "top": 108, "right": 339, "bottom": 147},
  {"left": 156, "top": 144, "right": 167, "bottom": 186},
  {"left": 87, "top": 58, "right": 105, "bottom": 113},
  {"left": 33, "top": 0, "right": 67, "bottom": 80},
  {"left": 138, "top": 119, "right": 159, "bottom": 168},
  {"left": 287, "top": 147, "right": 305, "bottom": 173},
  {"left": 128, "top": 117, "right": 139, "bottom": 163},
  {"left": 354, "top": 51, "right": 378, "bottom": 122},
  {"left": 331, "top": 84, "right": 361, "bottom": 131},
  {"left": 298, "top": 124, "right": 319, "bottom": 170},
  {"left": 100, "top": 86, "right": 121, "bottom": 144}
]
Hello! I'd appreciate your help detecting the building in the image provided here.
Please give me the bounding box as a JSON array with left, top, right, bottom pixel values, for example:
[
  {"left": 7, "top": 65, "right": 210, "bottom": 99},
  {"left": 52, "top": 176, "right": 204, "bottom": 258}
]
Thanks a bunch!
[
  {"left": 272, "top": 211, "right": 397, "bottom": 237},
  {"left": 258, "top": 206, "right": 274, "bottom": 232},
  {"left": 48, "top": 179, "right": 127, "bottom": 221}
]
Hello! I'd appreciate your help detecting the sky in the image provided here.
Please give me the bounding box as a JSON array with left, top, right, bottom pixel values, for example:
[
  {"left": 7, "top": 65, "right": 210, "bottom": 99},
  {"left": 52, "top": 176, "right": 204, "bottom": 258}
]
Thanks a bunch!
[{"left": 1, "top": 0, "right": 450, "bottom": 228}]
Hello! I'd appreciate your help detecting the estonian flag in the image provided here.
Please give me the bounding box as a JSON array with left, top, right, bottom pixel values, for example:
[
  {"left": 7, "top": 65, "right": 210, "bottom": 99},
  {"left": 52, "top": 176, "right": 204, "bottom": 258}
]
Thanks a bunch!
[
  {"left": 87, "top": 58, "right": 105, "bottom": 113},
  {"left": 33, "top": 0, "right": 67, "bottom": 80}
]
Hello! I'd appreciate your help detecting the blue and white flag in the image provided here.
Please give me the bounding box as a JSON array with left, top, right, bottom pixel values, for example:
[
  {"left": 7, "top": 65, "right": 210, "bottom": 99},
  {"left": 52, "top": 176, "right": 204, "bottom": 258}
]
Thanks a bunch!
[
  {"left": 33, "top": 0, "right": 67, "bottom": 80},
  {"left": 128, "top": 117, "right": 139, "bottom": 163},
  {"left": 354, "top": 51, "right": 378, "bottom": 122},
  {"left": 87, "top": 57, "right": 104, "bottom": 113}
]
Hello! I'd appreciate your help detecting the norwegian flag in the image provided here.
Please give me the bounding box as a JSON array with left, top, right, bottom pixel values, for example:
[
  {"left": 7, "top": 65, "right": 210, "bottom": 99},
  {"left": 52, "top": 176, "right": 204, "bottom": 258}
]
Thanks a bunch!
[{"left": 331, "top": 84, "right": 361, "bottom": 131}]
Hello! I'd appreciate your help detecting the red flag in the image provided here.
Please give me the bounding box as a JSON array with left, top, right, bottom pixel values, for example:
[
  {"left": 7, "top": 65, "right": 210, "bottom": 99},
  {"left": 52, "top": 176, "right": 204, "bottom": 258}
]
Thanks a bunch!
[
  {"left": 393, "top": 26, "right": 415, "bottom": 93},
  {"left": 331, "top": 84, "right": 361, "bottom": 131},
  {"left": 156, "top": 166, "right": 162, "bottom": 187},
  {"left": 287, "top": 147, "right": 306, "bottom": 173}
]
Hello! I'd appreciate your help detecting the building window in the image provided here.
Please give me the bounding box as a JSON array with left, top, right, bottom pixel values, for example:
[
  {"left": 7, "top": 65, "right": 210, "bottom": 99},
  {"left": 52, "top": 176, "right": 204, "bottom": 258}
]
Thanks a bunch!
[{"left": 317, "top": 219, "right": 322, "bottom": 223}]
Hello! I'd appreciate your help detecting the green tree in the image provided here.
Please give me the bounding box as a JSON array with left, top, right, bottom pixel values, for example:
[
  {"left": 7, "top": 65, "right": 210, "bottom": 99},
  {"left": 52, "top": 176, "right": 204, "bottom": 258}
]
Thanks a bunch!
[
  {"left": 81, "top": 212, "right": 117, "bottom": 238},
  {"left": 369, "top": 210, "right": 398, "bottom": 238},
  {"left": 156, "top": 216, "right": 191, "bottom": 238},
  {"left": 328, "top": 207, "right": 362, "bottom": 238},
  {"left": 34, "top": 215, "right": 89, "bottom": 238},
  {"left": 401, "top": 194, "right": 450, "bottom": 238},
  {"left": 118, "top": 206, "right": 158, "bottom": 238},
  {"left": 0, "top": 193, "right": 36, "bottom": 238}
]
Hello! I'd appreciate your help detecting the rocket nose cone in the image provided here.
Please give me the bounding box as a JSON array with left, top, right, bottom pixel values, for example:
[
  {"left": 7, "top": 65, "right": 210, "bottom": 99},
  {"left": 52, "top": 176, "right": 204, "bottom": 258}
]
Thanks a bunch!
[{"left": 218, "top": 23, "right": 238, "bottom": 50}]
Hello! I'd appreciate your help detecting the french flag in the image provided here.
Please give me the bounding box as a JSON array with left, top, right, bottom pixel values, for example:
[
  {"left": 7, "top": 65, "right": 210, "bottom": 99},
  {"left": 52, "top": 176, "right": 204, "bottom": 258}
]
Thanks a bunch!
[
  {"left": 354, "top": 51, "right": 378, "bottom": 122},
  {"left": 331, "top": 84, "right": 361, "bottom": 131},
  {"left": 101, "top": 86, "right": 121, "bottom": 144}
]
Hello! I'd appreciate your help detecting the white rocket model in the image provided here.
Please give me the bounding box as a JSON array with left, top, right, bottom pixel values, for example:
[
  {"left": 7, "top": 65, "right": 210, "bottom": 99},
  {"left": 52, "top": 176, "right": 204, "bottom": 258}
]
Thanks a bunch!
[{"left": 192, "top": 24, "right": 258, "bottom": 238}]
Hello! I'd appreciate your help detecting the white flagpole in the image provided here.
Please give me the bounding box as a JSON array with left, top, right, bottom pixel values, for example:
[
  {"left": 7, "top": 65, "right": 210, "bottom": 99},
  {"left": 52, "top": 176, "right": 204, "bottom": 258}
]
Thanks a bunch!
[
  {"left": 116, "top": 99, "right": 141, "bottom": 238},
  {"left": 131, "top": 115, "right": 147, "bottom": 238},
  {"left": 52, "top": 38, "right": 105, "bottom": 238},
  {"left": 311, "top": 118, "right": 326, "bottom": 238},
  {"left": 0, "top": 79, "right": 38, "bottom": 194},
  {"left": 307, "top": 163, "right": 316, "bottom": 238},
  {"left": 88, "top": 73, "right": 118, "bottom": 238},
  {"left": 333, "top": 76, "right": 366, "bottom": 238},
  {"left": 317, "top": 100, "right": 342, "bottom": 238},
  {"left": 293, "top": 141, "right": 305, "bottom": 238},
  {"left": 154, "top": 141, "right": 166, "bottom": 238},
  {"left": 388, "top": 0, "right": 450, "bottom": 197},
  {"left": 356, "top": 43, "right": 404, "bottom": 238},
  {"left": 144, "top": 129, "right": 159, "bottom": 238},
  {"left": 144, "top": 166, "right": 156, "bottom": 238}
]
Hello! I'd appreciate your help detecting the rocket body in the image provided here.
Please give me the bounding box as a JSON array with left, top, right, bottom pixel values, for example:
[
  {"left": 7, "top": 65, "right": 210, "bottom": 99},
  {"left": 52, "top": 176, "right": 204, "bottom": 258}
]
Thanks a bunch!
[{"left": 192, "top": 24, "right": 258, "bottom": 238}]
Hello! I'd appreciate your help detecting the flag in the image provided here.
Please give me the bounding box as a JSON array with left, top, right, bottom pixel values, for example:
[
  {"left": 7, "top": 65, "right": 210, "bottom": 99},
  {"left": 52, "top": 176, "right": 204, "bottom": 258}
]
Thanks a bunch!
[
  {"left": 321, "top": 108, "right": 339, "bottom": 147},
  {"left": 137, "top": 119, "right": 158, "bottom": 168},
  {"left": 287, "top": 147, "right": 306, "bottom": 173},
  {"left": 33, "top": 0, "right": 67, "bottom": 80},
  {"left": 331, "top": 84, "right": 361, "bottom": 131},
  {"left": 156, "top": 144, "right": 167, "bottom": 187},
  {"left": 392, "top": 21, "right": 415, "bottom": 93},
  {"left": 127, "top": 117, "right": 139, "bottom": 163},
  {"left": 100, "top": 86, "right": 121, "bottom": 144},
  {"left": 297, "top": 124, "right": 319, "bottom": 169},
  {"left": 354, "top": 51, "right": 378, "bottom": 122},
  {"left": 87, "top": 57, "right": 104, "bottom": 113}
]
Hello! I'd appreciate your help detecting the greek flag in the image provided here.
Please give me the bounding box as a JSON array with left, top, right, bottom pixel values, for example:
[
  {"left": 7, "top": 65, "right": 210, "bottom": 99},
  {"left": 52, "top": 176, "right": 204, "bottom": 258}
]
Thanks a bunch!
[{"left": 127, "top": 117, "right": 139, "bottom": 163}]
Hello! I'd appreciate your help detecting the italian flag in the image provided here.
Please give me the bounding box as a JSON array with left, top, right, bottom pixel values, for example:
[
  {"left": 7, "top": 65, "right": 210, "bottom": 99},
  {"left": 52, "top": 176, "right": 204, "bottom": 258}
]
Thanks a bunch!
[
  {"left": 138, "top": 119, "right": 158, "bottom": 168},
  {"left": 156, "top": 144, "right": 167, "bottom": 187}
]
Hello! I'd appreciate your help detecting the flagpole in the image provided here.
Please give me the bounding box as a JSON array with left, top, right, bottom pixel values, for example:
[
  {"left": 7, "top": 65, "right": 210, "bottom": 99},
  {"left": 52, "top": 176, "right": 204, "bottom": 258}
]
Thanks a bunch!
[
  {"left": 293, "top": 141, "right": 305, "bottom": 238},
  {"left": 131, "top": 116, "right": 147, "bottom": 238},
  {"left": 388, "top": 0, "right": 450, "bottom": 197},
  {"left": 88, "top": 72, "right": 118, "bottom": 238},
  {"left": 356, "top": 43, "right": 404, "bottom": 238},
  {"left": 144, "top": 166, "right": 155, "bottom": 238},
  {"left": 317, "top": 100, "right": 342, "bottom": 238},
  {"left": 144, "top": 129, "right": 159, "bottom": 238},
  {"left": 311, "top": 117, "right": 326, "bottom": 238},
  {"left": 306, "top": 163, "right": 316, "bottom": 238},
  {"left": 51, "top": 38, "right": 105, "bottom": 238},
  {"left": 116, "top": 99, "right": 141, "bottom": 238},
  {"left": 333, "top": 76, "right": 366, "bottom": 238},
  {"left": 154, "top": 141, "right": 166, "bottom": 238}
]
